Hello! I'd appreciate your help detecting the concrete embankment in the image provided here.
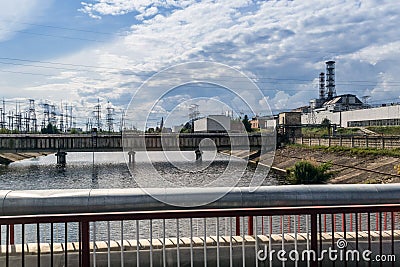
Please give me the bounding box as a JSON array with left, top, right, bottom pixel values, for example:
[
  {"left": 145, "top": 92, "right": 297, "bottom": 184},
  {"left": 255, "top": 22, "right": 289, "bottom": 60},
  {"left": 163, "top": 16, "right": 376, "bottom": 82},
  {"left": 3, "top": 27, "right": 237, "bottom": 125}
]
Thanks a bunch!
[
  {"left": 1, "top": 231, "right": 398, "bottom": 267},
  {"left": 221, "top": 150, "right": 287, "bottom": 175},
  {"left": 224, "top": 145, "right": 400, "bottom": 184},
  {"left": 273, "top": 146, "right": 400, "bottom": 184},
  {"left": 0, "top": 152, "right": 50, "bottom": 165}
]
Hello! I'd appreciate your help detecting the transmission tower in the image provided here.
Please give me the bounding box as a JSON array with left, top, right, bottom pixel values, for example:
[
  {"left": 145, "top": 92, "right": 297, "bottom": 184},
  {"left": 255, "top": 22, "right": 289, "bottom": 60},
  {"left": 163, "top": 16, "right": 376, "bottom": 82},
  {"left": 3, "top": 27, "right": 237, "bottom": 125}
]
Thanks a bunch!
[
  {"left": 50, "top": 104, "right": 57, "bottom": 126},
  {"left": 0, "top": 99, "right": 6, "bottom": 129},
  {"left": 93, "top": 99, "right": 102, "bottom": 131},
  {"left": 119, "top": 112, "right": 125, "bottom": 132},
  {"left": 59, "top": 103, "right": 64, "bottom": 133},
  {"left": 106, "top": 102, "right": 114, "bottom": 133},
  {"left": 64, "top": 104, "right": 69, "bottom": 131},
  {"left": 189, "top": 104, "right": 200, "bottom": 121},
  {"left": 8, "top": 111, "right": 13, "bottom": 131},
  {"left": 69, "top": 106, "right": 73, "bottom": 130},
  {"left": 41, "top": 103, "right": 50, "bottom": 129},
  {"left": 86, "top": 118, "right": 93, "bottom": 132},
  {"left": 23, "top": 111, "right": 29, "bottom": 133},
  {"left": 27, "top": 99, "right": 37, "bottom": 132},
  {"left": 14, "top": 102, "right": 22, "bottom": 132}
]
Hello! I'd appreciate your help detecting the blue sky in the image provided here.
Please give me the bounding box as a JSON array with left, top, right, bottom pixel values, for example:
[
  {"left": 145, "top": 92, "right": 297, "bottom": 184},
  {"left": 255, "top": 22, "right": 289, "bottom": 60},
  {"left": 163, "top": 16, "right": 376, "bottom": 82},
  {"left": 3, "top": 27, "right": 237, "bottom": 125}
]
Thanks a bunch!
[{"left": 0, "top": 0, "right": 400, "bottom": 129}]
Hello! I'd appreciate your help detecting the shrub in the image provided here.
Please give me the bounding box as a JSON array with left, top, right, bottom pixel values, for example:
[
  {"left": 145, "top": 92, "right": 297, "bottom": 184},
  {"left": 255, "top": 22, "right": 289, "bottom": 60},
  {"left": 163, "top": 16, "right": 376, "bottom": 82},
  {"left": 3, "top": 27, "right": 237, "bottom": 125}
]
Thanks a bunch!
[{"left": 286, "top": 160, "right": 333, "bottom": 184}]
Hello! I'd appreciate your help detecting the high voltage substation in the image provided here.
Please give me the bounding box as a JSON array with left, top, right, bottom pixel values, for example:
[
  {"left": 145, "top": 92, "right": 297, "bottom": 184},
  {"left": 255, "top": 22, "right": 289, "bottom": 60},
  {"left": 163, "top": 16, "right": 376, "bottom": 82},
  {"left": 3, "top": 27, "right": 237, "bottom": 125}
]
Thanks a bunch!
[{"left": 0, "top": 98, "right": 124, "bottom": 133}]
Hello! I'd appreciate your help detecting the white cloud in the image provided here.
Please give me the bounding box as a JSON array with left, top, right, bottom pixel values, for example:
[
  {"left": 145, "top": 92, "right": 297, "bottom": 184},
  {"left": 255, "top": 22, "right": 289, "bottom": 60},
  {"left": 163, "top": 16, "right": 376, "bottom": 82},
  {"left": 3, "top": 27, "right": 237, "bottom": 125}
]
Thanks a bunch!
[
  {"left": 136, "top": 6, "right": 159, "bottom": 21},
  {"left": 79, "top": 0, "right": 197, "bottom": 19},
  {"left": 63, "top": 0, "right": 400, "bottom": 114},
  {"left": 0, "top": 0, "right": 53, "bottom": 41},
  {"left": 3, "top": 0, "right": 400, "bottom": 129}
]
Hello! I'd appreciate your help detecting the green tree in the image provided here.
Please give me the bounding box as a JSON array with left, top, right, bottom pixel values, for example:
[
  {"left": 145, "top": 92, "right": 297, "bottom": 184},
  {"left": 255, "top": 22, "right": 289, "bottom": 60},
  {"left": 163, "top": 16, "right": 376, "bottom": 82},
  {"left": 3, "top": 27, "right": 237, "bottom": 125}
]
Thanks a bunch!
[
  {"left": 242, "top": 115, "right": 252, "bottom": 133},
  {"left": 146, "top": 127, "right": 155, "bottom": 133},
  {"left": 0, "top": 128, "right": 11, "bottom": 134},
  {"left": 41, "top": 123, "right": 59, "bottom": 134},
  {"left": 180, "top": 122, "right": 192, "bottom": 133},
  {"left": 286, "top": 160, "right": 333, "bottom": 184},
  {"left": 321, "top": 118, "right": 331, "bottom": 135}
]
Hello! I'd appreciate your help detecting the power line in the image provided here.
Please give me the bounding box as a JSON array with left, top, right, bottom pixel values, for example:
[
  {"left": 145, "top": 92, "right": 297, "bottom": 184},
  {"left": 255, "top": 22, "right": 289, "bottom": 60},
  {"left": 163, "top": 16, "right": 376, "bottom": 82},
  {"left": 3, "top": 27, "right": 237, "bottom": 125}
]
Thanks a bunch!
[
  {"left": 0, "top": 56, "right": 132, "bottom": 72},
  {"left": 0, "top": 70, "right": 54, "bottom": 77},
  {"left": 0, "top": 28, "right": 105, "bottom": 43},
  {"left": 1, "top": 69, "right": 398, "bottom": 89},
  {"left": 1, "top": 58, "right": 400, "bottom": 86},
  {"left": 0, "top": 19, "right": 127, "bottom": 36}
]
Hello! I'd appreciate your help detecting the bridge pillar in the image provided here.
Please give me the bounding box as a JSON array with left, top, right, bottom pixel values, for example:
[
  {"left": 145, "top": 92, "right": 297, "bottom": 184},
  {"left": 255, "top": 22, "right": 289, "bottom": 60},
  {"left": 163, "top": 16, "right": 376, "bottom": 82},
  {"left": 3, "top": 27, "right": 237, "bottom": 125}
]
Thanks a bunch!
[
  {"left": 195, "top": 149, "right": 203, "bottom": 161},
  {"left": 128, "top": 151, "right": 136, "bottom": 164},
  {"left": 55, "top": 151, "right": 67, "bottom": 166}
]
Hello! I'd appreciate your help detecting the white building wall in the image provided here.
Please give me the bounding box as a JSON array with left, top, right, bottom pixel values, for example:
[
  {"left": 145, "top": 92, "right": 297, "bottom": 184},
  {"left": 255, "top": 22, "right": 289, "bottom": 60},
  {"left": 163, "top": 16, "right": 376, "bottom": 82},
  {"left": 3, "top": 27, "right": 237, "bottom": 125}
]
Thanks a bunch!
[
  {"left": 207, "top": 115, "right": 231, "bottom": 132},
  {"left": 194, "top": 118, "right": 208, "bottom": 132},
  {"left": 341, "top": 105, "right": 400, "bottom": 127},
  {"left": 172, "top": 125, "right": 183, "bottom": 133},
  {"left": 301, "top": 105, "right": 400, "bottom": 128},
  {"left": 301, "top": 111, "right": 340, "bottom": 126},
  {"left": 194, "top": 115, "right": 231, "bottom": 132}
]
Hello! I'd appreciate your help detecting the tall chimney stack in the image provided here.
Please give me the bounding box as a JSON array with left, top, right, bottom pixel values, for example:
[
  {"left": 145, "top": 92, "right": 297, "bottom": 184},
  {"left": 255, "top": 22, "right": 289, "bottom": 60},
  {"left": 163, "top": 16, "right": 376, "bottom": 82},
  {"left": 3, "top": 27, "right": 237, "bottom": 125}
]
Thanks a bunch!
[
  {"left": 319, "top": 72, "right": 325, "bottom": 100},
  {"left": 325, "top": 60, "right": 336, "bottom": 100}
]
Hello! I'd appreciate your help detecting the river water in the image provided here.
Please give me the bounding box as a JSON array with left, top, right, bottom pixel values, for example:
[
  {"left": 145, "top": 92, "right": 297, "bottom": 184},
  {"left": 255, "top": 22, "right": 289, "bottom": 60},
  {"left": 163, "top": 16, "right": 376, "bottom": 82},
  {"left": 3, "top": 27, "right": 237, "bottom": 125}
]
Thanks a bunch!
[
  {"left": 0, "top": 151, "right": 289, "bottom": 244},
  {"left": 0, "top": 151, "right": 284, "bottom": 190}
]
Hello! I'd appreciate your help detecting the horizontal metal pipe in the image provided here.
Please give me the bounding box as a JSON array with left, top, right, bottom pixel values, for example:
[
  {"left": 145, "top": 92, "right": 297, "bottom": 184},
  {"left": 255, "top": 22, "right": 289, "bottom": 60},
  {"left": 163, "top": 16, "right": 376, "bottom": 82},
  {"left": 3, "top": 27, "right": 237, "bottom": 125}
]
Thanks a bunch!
[{"left": 1, "top": 184, "right": 400, "bottom": 216}]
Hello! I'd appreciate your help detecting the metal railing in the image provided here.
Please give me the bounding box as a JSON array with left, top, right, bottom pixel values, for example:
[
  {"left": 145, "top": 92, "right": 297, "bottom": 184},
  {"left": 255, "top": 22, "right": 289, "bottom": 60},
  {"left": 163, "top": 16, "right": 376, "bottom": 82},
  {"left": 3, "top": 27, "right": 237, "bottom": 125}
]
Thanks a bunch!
[
  {"left": 0, "top": 133, "right": 271, "bottom": 153},
  {"left": 296, "top": 135, "right": 400, "bottom": 149},
  {"left": 0, "top": 185, "right": 399, "bottom": 267}
]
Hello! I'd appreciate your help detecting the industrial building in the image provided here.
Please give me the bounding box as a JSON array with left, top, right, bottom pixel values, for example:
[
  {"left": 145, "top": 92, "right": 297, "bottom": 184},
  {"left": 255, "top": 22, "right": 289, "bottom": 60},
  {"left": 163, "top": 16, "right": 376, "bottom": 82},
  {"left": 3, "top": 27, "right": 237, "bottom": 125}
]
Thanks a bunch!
[
  {"left": 194, "top": 115, "right": 231, "bottom": 132},
  {"left": 302, "top": 104, "right": 400, "bottom": 128},
  {"left": 299, "top": 61, "right": 400, "bottom": 128},
  {"left": 277, "top": 112, "right": 302, "bottom": 138}
]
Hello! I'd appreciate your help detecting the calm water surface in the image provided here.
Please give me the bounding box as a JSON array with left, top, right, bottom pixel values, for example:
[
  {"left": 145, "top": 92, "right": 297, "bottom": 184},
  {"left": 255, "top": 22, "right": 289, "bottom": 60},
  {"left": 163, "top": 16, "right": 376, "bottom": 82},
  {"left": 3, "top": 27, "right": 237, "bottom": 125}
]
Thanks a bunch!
[
  {"left": 0, "top": 151, "right": 284, "bottom": 190},
  {"left": 0, "top": 151, "right": 288, "bottom": 243}
]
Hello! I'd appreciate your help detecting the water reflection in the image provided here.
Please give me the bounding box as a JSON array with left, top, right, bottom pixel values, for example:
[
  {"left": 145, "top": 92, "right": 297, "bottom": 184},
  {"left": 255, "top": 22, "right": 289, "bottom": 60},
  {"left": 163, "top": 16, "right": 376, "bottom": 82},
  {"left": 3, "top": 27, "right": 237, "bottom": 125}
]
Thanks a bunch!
[
  {"left": 91, "top": 166, "right": 99, "bottom": 189},
  {"left": 0, "top": 151, "right": 286, "bottom": 243},
  {"left": 0, "top": 151, "right": 283, "bottom": 190}
]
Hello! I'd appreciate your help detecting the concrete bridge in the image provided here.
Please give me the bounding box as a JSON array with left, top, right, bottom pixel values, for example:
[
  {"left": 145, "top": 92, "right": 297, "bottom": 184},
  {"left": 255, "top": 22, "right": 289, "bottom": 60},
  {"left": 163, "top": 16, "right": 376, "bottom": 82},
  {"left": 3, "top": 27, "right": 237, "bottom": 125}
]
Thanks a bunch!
[
  {"left": 0, "top": 133, "right": 274, "bottom": 164},
  {"left": 0, "top": 133, "right": 271, "bottom": 153}
]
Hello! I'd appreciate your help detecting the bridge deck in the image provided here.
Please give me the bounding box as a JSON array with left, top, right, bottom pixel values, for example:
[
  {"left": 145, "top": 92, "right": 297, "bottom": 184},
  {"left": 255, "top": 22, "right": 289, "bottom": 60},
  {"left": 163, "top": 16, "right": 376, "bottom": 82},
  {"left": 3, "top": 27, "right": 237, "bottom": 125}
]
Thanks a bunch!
[{"left": 0, "top": 133, "right": 272, "bottom": 153}]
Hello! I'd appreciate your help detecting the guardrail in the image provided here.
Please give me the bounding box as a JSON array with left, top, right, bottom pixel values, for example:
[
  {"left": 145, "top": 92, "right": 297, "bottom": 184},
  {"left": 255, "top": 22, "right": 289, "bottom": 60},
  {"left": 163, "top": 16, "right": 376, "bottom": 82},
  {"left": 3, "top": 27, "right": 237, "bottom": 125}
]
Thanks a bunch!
[
  {"left": 0, "top": 133, "right": 270, "bottom": 153},
  {"left": 296, "top": 135, "right": 400, "bottom": 149},
  {"left": 0, "top": 185, "right": 399, "bottom": 267}
]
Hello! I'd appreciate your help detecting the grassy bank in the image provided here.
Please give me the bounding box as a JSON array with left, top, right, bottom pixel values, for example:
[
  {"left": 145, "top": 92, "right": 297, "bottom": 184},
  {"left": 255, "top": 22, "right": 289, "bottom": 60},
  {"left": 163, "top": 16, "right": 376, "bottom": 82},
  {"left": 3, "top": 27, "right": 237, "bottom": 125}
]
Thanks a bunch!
[
  {"left": 366, "top": 126, "right": 400, "bottom": 136},
  {"left": 290, "top": 143, "right": 400, "bottom": 158},
  {"left": 302, "top": 127, "right": 362, "bottom": 137}
]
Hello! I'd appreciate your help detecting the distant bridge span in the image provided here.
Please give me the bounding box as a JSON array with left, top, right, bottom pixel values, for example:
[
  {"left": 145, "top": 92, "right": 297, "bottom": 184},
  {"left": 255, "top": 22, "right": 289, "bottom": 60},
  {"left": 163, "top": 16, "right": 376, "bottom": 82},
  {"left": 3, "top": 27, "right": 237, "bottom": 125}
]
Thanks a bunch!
[{"left": 0, "top": 133, "right": 273, "bottom": 153}]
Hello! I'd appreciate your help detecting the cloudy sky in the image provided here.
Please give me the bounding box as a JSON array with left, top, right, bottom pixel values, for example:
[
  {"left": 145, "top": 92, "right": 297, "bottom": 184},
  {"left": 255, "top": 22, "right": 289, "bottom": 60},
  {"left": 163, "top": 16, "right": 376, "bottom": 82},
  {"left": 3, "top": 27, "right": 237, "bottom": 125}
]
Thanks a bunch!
[{"left": 0, "top": 0, "right": 399, "bottom": 129}]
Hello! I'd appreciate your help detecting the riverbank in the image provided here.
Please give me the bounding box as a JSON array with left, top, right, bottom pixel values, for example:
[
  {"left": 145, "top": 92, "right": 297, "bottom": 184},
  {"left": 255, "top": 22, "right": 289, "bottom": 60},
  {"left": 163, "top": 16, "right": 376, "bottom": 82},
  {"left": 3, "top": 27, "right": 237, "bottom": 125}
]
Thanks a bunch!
[
  {"left": 0, "top": 152, "right": 50, "bottom": 165},
  {"left": 272, "top": 145, "right": 400, "bottom": 184}
]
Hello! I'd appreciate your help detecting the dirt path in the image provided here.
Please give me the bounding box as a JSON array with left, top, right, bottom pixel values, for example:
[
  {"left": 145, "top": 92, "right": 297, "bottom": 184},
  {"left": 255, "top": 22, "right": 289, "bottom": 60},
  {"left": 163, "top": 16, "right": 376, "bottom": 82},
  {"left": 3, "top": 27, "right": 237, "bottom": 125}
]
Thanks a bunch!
[{"left": 272, "top": 146, "right": 400, "bottom": 184}]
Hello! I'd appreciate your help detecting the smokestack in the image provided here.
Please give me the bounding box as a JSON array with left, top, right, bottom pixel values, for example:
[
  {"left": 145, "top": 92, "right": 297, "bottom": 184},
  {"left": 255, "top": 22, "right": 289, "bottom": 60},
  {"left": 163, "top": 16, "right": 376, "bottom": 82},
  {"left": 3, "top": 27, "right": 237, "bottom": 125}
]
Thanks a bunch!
[
  {"left": 325, "top": 60, "right": 336, "bottom": 100},
  {"left": 319, "top": 72, "right": 325, "bottom": 100}
]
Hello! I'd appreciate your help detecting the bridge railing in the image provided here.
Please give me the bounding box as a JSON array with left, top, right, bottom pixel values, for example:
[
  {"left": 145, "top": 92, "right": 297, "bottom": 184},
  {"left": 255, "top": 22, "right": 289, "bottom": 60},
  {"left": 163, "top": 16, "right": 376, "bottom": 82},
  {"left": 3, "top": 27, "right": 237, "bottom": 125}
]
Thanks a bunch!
[
  {"left": 0, "top": 133, "right": 273, "bottom": 152},
  {"left": 296, "top": 135, "right": 400, "bottom": 149},
  {"left": 0, "top": 185, "right": 399, "bottom": 267}
]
